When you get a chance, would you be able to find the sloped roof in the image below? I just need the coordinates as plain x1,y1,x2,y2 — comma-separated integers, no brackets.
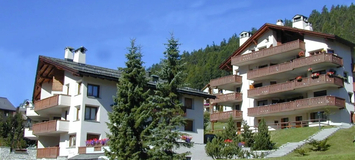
219,23,355,70
0,97,16,111
36,56,215,99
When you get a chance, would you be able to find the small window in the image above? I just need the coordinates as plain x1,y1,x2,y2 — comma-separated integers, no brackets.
235,105,241,110
253,83,262,88
348,92,353,103
77,82,82,95
87,84,100,98
64,110,68,120
185,98,193,109
87,134,100,140
235,87,241,93
270,81,277,85
185,120,193,132
295,116,302,121
66,84,70,95
310,111,327,122
344,72,349,83
69,135,76,147
85,106,98,121
76,106,80,121
314,90,327,97
257,100,268,106
258,64,268,69
274,120,279,124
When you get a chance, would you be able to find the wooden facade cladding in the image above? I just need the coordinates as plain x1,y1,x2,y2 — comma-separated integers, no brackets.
52,69,64,91
34,94,70,112
231,39,305,66
210,75,242,88
210,110,243,122
37,147,59,159
248,53,343,80
248,75,344,98
78,147,86,154
211,93,242,104
248,96,345,117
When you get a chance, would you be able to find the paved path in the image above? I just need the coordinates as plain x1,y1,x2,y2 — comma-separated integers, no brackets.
265,124,351,158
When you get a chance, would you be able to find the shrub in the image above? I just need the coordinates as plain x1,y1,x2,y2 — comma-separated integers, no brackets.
308,138,330,151
294,148,308,156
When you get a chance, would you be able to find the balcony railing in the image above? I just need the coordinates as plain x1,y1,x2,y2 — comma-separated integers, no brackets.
211,93,242,104
37,147,59,159
210,75,242,88
210,110,243,122
34,94,71,113
248,75,344,98
32,120,69,135
248,53,343,80
231,40,305,66
248,96,345,117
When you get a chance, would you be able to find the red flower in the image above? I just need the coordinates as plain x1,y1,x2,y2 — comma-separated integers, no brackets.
224,139,233,143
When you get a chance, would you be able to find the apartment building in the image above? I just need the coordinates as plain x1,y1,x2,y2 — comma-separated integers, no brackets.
206,15,355,131
24,47,214,159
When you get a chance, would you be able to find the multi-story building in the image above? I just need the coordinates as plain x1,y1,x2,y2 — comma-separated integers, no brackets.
0,97,16,120
207,15,355,131
24,47,214,159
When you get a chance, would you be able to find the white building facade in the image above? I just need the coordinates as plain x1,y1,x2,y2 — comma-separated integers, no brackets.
208,15,355,131
25,47,214,159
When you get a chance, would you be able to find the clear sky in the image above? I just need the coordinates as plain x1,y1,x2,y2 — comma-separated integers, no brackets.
0,0,353,107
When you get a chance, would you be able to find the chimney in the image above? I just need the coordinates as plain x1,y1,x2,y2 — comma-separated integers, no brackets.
292,14,313,31
73,46,87,64
276,19,284,26
239,31,252,46
64,47,74,61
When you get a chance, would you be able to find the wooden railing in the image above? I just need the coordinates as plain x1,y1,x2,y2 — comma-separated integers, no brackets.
78,147,86,154
210,75,242,88
248,53,343,80
248,96,345,117
210,110,243,122
37,147,59,159
211,93,243,104
231,39,305,66
33,120,57,135
248,75,344,98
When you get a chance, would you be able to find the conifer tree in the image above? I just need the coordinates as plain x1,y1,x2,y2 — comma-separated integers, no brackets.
146,34,192,159
219,115,240,142
106,39,151,160
241,120,254,147
252,119,274,150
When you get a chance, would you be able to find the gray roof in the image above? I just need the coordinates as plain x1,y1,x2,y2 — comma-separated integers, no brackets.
0,97,16,111
40,56,215,99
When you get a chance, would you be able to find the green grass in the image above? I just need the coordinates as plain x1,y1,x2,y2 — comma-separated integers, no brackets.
205,122,227,133
269,126,355,160
270,126,329,147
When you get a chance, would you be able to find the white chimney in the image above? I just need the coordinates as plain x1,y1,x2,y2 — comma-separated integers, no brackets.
292,14,313,31
276,19,284,26
73,46,87,64
64,47,74,61
239,31,252,46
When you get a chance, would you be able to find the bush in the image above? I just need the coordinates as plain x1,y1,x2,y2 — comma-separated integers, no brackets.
252,119,274,150
294,148,308,156
205,137,224,159
308,139,330,151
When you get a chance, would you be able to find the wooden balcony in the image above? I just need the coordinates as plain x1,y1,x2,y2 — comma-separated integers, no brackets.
210,110,243,122
34,94,71,115
32,120,69,135
37,147,59,159
210,75,242,90
211,93,242,105
248,96,345,117
248,75,344,98
248,53,343,80
231,40,305,66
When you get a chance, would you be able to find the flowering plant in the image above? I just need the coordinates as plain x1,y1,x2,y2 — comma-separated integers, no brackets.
296,76,302,81
238,141,245,147
311,73,320,78
181,135,192,143
307,68,312,72
224,139,233,143
327,71,334,76
86,138,109,147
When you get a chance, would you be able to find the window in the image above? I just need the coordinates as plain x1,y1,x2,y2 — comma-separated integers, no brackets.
270,81,277,85
310,111,327,122
235,105,241,110
69,135,76,147
314,90,327,97
344,72,349,83
295,116,302,121
185,120,193,132
64,110,68,120
87,84,100,98
253,83,262,88
85,106,98,121
76,106,80,121
185,98,193,109
349,92,353,103
87,134,100,140
77,82,82,95
257,100,268,106
235,87,241,93
66,84,70,95
258,64,268,68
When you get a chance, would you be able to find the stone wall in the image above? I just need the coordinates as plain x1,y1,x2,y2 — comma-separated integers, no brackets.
0,147,37,160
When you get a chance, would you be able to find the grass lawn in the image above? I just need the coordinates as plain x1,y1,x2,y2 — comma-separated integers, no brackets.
270,126,329,147
205,122,227,133
270,126,355,160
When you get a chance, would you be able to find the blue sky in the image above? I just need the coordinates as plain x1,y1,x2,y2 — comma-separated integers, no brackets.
0,0,353,107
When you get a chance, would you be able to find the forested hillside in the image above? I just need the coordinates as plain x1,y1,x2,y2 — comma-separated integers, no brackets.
149,4,355,90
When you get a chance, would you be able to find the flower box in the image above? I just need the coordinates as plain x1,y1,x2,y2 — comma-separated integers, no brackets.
296,76,302,82
327,71,334,77
307,68,312,72
311,73,320,78
86,138,109,147
181,135,192,143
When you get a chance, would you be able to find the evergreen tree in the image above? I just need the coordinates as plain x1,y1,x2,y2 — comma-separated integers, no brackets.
146,34,192,159
1,112,26,151
219,116,240,142
241,120,254,147
203,112,210,131
252,119,274,150
106,39,151,160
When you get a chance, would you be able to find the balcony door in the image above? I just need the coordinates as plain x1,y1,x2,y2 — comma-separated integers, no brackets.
281,118,289,129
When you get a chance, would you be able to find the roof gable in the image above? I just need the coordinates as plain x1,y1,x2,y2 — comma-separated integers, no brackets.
0,97,16,111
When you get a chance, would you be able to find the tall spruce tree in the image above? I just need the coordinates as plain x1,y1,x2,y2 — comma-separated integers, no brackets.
146,34,192,159
106,39,151,160
241,120,254,147
219,116,240,142
252,119,274,150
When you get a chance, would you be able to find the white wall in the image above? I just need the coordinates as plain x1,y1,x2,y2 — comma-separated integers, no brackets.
181,96,205,144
